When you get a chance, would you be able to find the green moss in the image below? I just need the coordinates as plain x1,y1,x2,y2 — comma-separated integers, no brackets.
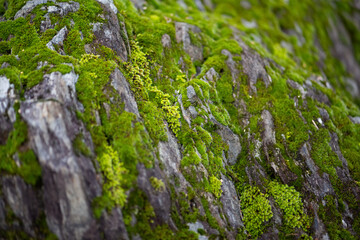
310,128,342,177
0,110,42,186
150,176,165,192
240,185,273,238
207,175,222,199
319,195,356,240
267,181,310,232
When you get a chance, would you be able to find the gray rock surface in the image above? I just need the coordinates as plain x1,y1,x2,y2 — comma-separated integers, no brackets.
175,22,203,61
186,85,197,103
14,0,55,19
110,68,140,118
220,174,243,229
92,7,129,61
21,100,101,240
300,143,334,199
0,76,16,144
216,125,241,165
1,176,41,236
161,34,172,48
96,0,118,14
46,26,68,53
25,71,82,110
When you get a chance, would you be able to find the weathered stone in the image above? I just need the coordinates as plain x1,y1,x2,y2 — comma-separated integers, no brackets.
130,0,146,10
100,208,129,240
300,143,334,199
0,197,6,229
349,116,360,124
14,0,55,19
216,125,241,165
161,34,172,48
137,163,173,227
175,22,203,61
92,7,129,61
158,127,189,192
241,48,271,94
1,176,41,236
110,68,140,117
20,100,101,240
25,71,83,111
188,221,208,240
96,0,118,14
188,106,198,119
202,68,219,83
220,174,243,229
186,85,197,103
261,110,276,146
1,62,10,69
46,26,68,53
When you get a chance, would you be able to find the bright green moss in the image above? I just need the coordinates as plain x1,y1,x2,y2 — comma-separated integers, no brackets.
267,181,310,231
207,175,222,199
150,176,165,192
240,185,273,238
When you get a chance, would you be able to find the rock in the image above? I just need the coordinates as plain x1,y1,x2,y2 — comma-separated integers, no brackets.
20,100,102,240
216,125,241,165
1,176,41,236
175,22,203,61
188,221,207,240
0,76,15,144
158,127,189,192
137,163,173,227
261,110,276,146
300,143,334,199
25,71,83,110
92,9,129,61
287,79,306,99
186,85,197,103
220,174,243,229
47,1,80,16
1,62,10,69
221,49,240,85
188,106,198,119
161,34,172,48
96,0,118,14
177,94,191,126
46,26,68,53
311,202,330,240
240,47,271,94
349,116,360,124
328,17,360,92
318,107,330,122
14,0,55,19
0,197,6,229
100,208,129,240
110,68,140,117
241,19,257,29
202,68,219,83
130,0,146,10
194,0,205,11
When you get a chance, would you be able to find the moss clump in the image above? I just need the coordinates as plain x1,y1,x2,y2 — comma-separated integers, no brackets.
240,185,273,238
150,177,165,192
207,175,222,199
310,128,342,177
267,181,310,232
